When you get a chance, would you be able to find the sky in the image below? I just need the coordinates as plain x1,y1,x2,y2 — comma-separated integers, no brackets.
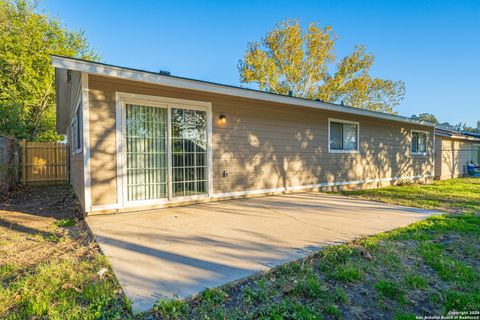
43,0,480,126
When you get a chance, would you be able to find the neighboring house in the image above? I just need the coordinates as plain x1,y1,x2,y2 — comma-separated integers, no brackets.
52,55,435,214
434,126,480,180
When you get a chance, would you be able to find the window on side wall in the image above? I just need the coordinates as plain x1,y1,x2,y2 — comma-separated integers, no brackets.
411,130,427,155
329,119,359,153
472,144,480,164
71,103,82,154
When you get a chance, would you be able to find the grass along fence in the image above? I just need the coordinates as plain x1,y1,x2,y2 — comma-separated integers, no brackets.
20,140,68,185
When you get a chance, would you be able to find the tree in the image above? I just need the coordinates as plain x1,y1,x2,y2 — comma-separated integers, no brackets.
238,19,405,114
440,121,480,133
411,113,438,124
462,123,480,133
0,0,98,141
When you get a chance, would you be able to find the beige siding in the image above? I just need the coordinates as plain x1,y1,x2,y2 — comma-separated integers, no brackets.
68,71,82,120
87,75,434,208
88,78,117,205
211,106,432,193
434,136,474,180
66,70,85,210
69,148,85,209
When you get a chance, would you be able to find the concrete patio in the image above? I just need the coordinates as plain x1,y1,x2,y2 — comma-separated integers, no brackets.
87,192,440,313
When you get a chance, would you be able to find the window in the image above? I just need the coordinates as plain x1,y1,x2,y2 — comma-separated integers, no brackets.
71,104,82,154
411,131,427,155
329,119,359,152
472,144,480,164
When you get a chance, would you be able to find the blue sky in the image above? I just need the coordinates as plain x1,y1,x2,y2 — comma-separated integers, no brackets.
44,0,480,126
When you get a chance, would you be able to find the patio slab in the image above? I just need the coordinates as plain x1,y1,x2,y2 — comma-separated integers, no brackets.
87,192,440,313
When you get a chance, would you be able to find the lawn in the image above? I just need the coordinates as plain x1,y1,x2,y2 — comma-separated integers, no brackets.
149,178,480,319
1,179,479,319
341,178,480,213
0,186,130,319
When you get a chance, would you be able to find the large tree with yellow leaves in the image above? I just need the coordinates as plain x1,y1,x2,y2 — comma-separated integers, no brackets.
238,19,405,114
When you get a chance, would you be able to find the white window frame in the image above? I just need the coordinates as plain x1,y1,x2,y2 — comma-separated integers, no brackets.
71,102,82,155
328,118,360,153
411,130,428,156
115,92,213,209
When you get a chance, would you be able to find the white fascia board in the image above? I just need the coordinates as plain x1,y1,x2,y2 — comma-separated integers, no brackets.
51,55,434,128
435,131,480,142
449,135,480,142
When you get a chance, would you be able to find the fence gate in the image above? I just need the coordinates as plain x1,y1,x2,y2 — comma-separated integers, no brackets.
20,141,68,185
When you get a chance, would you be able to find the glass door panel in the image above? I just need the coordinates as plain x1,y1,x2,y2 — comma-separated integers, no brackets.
171,108,207,197
125,104,168,201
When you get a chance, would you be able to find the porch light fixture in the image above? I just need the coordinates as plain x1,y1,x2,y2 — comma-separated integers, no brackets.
219,113,227,123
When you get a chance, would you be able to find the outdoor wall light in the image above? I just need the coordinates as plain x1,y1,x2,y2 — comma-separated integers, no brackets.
219,113,227,123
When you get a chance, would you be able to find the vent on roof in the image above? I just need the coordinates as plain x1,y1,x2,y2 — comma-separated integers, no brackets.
159,70,170,76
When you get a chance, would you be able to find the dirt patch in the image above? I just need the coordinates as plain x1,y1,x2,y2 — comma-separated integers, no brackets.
0,185,88,270
0,185,129,319
0,185,98,286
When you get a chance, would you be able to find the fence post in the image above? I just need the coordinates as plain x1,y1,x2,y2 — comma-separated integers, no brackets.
54,143,58,183
20,140,27,185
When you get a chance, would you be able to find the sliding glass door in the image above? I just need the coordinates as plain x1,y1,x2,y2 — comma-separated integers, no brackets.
171,108,207,197
124,103,208,203
125,104,168,201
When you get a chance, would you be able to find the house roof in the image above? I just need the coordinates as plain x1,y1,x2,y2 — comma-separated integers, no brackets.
434,125,480,142
51,55,434,128
460,130,480,139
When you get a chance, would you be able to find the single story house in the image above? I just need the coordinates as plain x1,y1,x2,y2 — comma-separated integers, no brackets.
52,55,435,214
434,126,480,180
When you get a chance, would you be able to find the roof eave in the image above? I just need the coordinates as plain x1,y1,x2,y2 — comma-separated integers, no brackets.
435,129,480,142
51,55,434,128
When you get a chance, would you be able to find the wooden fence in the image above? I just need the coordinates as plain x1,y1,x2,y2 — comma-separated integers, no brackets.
20,141,68,185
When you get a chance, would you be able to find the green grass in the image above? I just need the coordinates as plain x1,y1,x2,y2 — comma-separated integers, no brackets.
0,255,127,319
418,242,478,284
444,291,480,312
394,311,416,320
153,298,188,319
333,287,348,304
404,274,427,289
54,218,77,228
4,179,479,319
330,264,363,282
375,279,405,303
292,273,325,299
257,299,323,320
341,178,480,212
324,304,341,319
0,184,130,319
155,179,480,319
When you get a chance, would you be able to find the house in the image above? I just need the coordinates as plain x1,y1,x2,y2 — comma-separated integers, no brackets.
52,55,435,214
434,126,480,180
